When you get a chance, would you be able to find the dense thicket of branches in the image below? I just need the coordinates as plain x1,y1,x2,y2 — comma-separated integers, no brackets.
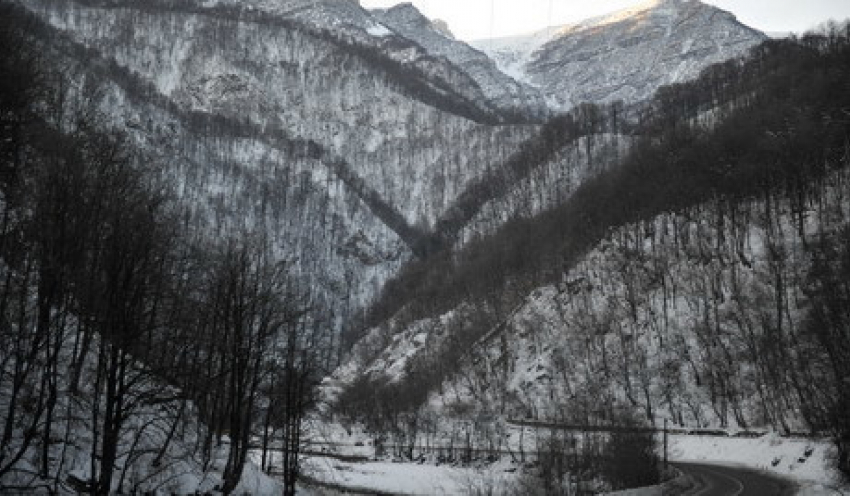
0,4,323,494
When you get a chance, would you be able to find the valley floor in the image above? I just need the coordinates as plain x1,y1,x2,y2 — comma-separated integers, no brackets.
296,427,847,495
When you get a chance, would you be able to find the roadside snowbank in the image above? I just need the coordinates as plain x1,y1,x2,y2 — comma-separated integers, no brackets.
303,456,519,495
670,433,847,494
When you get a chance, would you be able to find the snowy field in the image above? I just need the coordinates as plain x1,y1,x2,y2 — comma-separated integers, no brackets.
303,456,520,495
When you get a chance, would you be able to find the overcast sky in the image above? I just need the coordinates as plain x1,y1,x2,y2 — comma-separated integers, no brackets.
360,0,850,40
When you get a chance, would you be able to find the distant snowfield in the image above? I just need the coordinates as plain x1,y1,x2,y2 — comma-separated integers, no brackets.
469,27,558,87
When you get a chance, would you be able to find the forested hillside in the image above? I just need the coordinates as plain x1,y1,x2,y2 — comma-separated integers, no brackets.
0,5,321,493
23,0,544,335
333,23,850,483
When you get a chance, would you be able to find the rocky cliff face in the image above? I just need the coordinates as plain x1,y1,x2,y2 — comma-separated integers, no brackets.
371,3,549,119
474,0,766,110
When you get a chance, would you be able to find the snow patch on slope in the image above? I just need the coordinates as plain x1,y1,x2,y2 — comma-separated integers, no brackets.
470,27,559,87
367,22,393,37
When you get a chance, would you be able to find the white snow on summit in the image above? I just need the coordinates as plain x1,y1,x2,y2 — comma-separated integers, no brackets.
473,0,766,110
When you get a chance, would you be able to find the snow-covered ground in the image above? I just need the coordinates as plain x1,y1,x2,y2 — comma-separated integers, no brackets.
299,422,847,495
671,433,847,495
303,456,519,495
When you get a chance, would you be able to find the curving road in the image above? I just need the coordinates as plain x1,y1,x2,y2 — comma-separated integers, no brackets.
671,462,796,495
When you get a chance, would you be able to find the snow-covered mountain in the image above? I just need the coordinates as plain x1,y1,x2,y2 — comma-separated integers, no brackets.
204,0,546,121
371,3,549,119
17,0,776,336
324,15,850,467
473,0,766,110
17,0,772,336
201,0,549,118
22,0,540,326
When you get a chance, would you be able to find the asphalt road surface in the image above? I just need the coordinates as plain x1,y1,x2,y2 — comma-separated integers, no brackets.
671,462,797,495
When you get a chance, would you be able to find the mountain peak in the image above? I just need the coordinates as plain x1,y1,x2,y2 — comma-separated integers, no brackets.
371,2,548,118
378,3,455,39
475,0,764,111
563,0,706,33
382,2,421,16
377,2,430,27
430,18,455,39
643,0,696,7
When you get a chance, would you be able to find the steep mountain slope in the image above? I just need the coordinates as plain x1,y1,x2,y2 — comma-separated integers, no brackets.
449,175,850,427
21,0,769,328
23,0,538,321
371,3,549,119
472,27,560,85
337,166,850,427
332,30,850,455
199,0,543,121
474,0,766,110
